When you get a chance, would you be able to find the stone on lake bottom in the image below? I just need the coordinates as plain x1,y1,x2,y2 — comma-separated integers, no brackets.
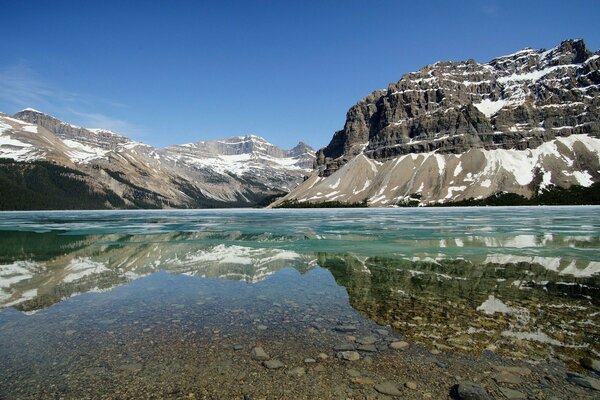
581,357,600,373
251,347,269,361
374,381,402,397
390,341,409,350
351,377,375,385
493,366,532,376
338,351,360,361
357,344,377,352
499,387,527,399
405,381,417,390
334,343,355,351
456,381,490,400
491,371,522,384
567,372,600,391
335,325,357,332
357,336,378,345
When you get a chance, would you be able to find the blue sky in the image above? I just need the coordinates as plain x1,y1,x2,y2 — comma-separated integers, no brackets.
1,1,599,149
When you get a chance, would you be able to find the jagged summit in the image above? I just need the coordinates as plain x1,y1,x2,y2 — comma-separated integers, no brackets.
314,39,599,176
13,108,133,152
273,39,600,207
19,107,45,114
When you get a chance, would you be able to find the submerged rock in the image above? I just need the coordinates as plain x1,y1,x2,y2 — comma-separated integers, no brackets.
492,371,522,384
567,372,600,391
456,382,490,400
334,325,357,332
390,341,409,350
374,381,402,396
356,336,378,345
337,351,360,361
405,381,417,390
357,344,377,352
334,343,356,351
251,346,269,361
581,357,600,373
499,387,527,399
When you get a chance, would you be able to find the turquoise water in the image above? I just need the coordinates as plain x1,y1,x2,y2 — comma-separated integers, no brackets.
0,207,599,398
0,206,598,257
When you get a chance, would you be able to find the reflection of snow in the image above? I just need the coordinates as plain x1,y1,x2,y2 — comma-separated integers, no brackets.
476,295,511,315
501,329,563,346
559,261,600,278
0,261,39,288
179,244,301,266
63,258,109,283
484,254,600,278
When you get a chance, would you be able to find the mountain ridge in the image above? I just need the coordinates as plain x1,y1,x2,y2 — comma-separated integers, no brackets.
273,39,600,207
0,109,315,209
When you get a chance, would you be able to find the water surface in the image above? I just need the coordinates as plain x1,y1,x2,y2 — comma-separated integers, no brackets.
1,207,599,398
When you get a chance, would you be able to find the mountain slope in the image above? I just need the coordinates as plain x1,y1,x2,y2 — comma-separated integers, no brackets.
273,39,600,207
0,110,314,209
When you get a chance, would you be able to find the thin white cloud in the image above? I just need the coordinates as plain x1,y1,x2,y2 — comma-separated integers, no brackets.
0,63,143,138
0,63,56,109
481,1,499,17
67,109,143,137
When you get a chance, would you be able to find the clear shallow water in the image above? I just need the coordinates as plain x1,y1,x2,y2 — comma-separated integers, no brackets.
0,207,599,398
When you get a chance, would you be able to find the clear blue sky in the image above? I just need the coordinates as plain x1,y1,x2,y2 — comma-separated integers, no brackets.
1,1,598,149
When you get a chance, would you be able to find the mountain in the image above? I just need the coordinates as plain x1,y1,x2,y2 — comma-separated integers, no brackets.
272,39,600,207
0,109,314,209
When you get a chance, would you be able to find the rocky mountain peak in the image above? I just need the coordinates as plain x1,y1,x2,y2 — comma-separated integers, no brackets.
315,39,599,177
289,141,314,156
274,39,599,208
1,111,315,209
13,108,132,150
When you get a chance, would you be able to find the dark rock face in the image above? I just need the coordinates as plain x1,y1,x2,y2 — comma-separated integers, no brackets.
316,39,600,176
456,381,490,400
288,141,316,169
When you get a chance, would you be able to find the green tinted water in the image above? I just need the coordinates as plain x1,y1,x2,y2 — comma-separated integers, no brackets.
0,207,599,398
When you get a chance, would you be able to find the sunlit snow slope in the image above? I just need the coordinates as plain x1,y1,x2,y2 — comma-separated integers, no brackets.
274,39,600,206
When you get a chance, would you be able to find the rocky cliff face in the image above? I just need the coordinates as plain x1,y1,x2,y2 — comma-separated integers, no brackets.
14,108,133,150
275,39,600,206
316,40,599,176
0,110,314,209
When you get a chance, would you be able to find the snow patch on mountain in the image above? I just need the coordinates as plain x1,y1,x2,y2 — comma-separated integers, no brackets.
63,139,109,163
474,99,507,118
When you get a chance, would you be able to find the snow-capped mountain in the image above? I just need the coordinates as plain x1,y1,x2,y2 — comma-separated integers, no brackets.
0,109,314,209
273,39,600,206
164,136,314,193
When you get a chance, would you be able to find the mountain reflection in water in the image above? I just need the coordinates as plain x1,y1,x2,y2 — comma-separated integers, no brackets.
0,208,599,368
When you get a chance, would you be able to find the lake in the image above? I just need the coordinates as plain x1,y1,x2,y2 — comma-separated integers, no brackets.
1,207,599,399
